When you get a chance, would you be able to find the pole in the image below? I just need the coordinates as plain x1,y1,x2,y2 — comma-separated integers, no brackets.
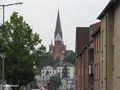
2,53,4,84
0,3,23,90
2,5,5,84
3,5,4,25
2,5,5,90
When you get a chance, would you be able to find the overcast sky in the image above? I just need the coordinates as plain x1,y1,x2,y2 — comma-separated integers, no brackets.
0,0,110,52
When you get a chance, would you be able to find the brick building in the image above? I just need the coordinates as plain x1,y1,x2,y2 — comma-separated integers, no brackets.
75,27,89,90
75,22,100,90
75,0,120,90
91,22,101,90
49,10,66,59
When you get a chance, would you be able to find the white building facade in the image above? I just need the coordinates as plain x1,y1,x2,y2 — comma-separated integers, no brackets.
56,62,75,79
36,62,75,90
41,66,56,76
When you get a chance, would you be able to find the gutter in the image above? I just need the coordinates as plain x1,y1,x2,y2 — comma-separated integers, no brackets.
97,0,115,19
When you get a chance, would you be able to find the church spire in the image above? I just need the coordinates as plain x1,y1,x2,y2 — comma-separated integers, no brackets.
54,9,62,39
49,9,66,59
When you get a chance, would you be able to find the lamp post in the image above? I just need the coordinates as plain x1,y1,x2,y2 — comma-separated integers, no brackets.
43,76,45,85
0,2,23,24
0,2,23,89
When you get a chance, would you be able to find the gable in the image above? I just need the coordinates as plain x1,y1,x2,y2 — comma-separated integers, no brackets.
55,33,62,41
42,66,53,70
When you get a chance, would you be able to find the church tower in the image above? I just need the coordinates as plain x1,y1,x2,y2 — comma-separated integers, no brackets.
49,10,66,59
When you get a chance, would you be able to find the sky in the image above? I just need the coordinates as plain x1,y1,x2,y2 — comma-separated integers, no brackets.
0,0,110,52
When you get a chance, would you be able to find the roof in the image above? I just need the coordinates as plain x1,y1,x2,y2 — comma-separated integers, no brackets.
58,62,74,67
97,0,117,19
91,27,100,37
41,65,57,69
68,79,75,84
55,9,62,39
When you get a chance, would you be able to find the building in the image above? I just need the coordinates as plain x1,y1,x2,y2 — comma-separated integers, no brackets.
56,62,75,79
56,62,75,90
36,66,56,87
91,22,101,90
49,10,66,59
41,66,56,76
67,79,75,90
97,0,120,90
59,78,75,90
75,22,100,90
59,78,68,90
75,27,89,90
75,0,120,90
36,62,75,90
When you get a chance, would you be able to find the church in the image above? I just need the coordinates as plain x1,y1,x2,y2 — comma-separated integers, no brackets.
49,10,66,59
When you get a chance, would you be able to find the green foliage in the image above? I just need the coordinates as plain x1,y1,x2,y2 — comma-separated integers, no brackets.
63,50,75,64
30,46,47,75
62,66,68,78
29,80,39,89
0,12,46,87
41,54,58,67
47,76,62,90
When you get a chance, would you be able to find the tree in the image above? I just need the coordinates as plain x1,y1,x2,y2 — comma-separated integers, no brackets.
41,54,58,67
47,76,62,90
62,66,68,78
63,50,75,64
30,46,47,75
0,12,46,88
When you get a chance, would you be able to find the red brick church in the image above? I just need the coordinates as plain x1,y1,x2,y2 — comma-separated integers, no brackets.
49,10,66,59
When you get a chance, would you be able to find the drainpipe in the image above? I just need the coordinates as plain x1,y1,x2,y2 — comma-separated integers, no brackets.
106,13,108,90
80,56,82,90
77,52,82,90
102,11,108,90
104,12,108,90
106,15,108,90
78,53,82,90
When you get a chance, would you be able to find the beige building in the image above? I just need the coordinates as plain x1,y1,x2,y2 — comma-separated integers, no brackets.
97,0,120,90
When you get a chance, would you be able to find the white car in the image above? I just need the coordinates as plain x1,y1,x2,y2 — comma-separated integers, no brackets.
1,84,19,90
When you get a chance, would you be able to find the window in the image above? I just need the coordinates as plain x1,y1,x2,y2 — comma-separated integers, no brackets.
97,63,98,80
95,64,96,81
101,30,103,56
98,63,100,80
102,61,103,86
67,68,70,70
98,34,100,52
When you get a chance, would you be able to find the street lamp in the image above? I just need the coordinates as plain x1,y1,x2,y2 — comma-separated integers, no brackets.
43,76,45,85
0,1,23,88
0,2,23,24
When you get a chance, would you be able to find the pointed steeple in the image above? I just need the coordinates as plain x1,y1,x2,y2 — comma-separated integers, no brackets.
49,8,66,59
54,9,62,39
